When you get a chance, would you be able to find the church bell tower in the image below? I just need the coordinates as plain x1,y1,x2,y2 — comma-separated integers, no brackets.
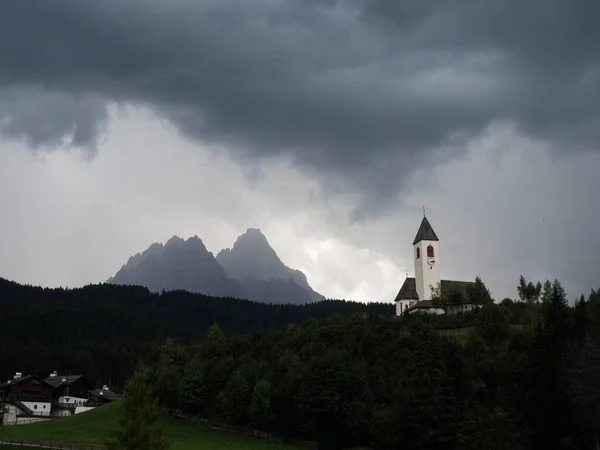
413,215,440,301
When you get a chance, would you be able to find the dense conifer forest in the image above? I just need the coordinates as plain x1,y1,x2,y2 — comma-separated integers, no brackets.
2,275,599,449
141,279,599,450
0,277,390,386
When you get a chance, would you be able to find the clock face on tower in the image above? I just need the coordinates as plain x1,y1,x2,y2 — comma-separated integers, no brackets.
427,257,436,267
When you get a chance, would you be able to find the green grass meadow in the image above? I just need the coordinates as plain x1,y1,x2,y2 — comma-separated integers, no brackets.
1,402,296,450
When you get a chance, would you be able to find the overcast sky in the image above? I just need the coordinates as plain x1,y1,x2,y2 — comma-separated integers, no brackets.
1,0,599,303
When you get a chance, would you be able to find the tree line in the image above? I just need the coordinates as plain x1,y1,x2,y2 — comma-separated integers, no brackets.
0,276,390,386
139,277,599,450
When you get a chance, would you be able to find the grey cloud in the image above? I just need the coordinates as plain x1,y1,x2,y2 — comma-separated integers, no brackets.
1,0,599,210
0,87,108,151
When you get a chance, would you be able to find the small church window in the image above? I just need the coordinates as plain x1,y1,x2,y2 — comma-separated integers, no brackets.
427,245,434,258
416,248,420,259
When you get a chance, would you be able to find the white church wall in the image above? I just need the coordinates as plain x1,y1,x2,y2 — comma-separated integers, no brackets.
414,240,440,301
395,301,403,316
395,300,411,316
395,299,418,316
407,307,445,316
446,303,475,315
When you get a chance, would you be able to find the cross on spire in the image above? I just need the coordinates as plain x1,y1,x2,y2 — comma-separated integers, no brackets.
423,205,426,217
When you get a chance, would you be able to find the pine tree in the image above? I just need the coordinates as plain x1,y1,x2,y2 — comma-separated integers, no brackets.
466,276,493,306
180,357,207,414
573,295,590,344
153,339,182,410
567,333,600,450
517,275,542,332
202,322,228,360
474,304,510,346
106,361,168,450
248,379,275,430
404,328,457,449
542,279,570,350
217,369,251,425
457,405,524,450
517,276,542,304
528,280,571,449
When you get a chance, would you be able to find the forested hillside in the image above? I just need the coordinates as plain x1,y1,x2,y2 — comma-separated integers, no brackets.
0,277,390,386
143,279,600,450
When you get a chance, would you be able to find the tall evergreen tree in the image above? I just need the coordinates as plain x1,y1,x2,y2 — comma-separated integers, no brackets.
467,276,493,306
457,405,525,450
180,357,207,414
404,328,457,450
573,295,591,344
202,322,228,360
217,369,251,425
517,276,542,304
248,379,275,430
567,333,600,450
106,361,168,450
474,303,510,346
529,280,571,450
517,275,543,332
153,339,184,409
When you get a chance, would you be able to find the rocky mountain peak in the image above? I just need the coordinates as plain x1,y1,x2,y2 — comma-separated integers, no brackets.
216,229,324,302
108,229,324,304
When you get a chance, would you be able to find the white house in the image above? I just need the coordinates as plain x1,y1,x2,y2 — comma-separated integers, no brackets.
394,215,476,316
0,373,53,424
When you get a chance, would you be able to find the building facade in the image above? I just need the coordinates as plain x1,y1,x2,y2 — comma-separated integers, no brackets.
0,374,53,418
394,216,476,316
1,372,121,424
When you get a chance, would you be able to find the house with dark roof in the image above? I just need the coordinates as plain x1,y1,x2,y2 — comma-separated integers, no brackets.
394,216,477,316
44,372,95,417
1,371,122,424
87,385,122,406
0,373,53,420
45,372,94,403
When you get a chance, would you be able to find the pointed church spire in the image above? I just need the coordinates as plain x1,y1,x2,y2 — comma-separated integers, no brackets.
412,216,439,245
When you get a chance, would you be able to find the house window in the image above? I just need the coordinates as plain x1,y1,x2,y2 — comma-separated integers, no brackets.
416,248,420,259
427,245,434,258
34,405,38,409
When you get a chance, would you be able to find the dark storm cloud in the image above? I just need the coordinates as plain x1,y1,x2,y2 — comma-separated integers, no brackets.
0,0,599,199
0,88,108,150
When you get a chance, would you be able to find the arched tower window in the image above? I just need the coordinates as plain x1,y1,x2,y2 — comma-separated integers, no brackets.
416,248,420,259
427,245,434,258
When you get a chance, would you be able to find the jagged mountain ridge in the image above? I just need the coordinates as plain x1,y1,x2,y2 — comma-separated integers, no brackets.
108,235,243,299
216,228,324,302
108,229,323,304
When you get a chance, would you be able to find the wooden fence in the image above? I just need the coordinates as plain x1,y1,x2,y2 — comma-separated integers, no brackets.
437,324,523,336
0,439,103,450
169,410,319,448
437,327,472,336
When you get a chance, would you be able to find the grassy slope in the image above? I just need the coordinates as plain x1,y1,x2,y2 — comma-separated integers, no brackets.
1,402,295,450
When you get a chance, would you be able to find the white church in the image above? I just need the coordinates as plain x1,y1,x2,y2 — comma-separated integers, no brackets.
395,215,476,316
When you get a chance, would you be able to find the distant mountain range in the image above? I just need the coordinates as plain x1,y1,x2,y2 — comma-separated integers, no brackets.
107,228,324,305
